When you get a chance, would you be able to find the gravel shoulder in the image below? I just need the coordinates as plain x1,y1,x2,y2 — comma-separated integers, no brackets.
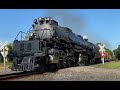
8,65,120,81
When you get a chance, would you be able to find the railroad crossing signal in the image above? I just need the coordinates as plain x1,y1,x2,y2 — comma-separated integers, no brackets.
0,41,8,71
98,44,106,64
100,51,106,58
98,44,106,52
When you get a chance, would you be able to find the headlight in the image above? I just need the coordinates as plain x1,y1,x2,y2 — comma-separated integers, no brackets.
38,17,42,21
29,32,33,37
45,17,50,20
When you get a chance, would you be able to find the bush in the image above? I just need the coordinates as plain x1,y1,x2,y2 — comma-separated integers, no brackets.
113,45,120,60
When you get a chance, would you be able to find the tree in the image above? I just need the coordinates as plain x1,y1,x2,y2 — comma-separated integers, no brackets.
6,43,13,51
0,43,13,63
0,53,3,63
105,47,114,61
6,43,13,62
113,45,120,60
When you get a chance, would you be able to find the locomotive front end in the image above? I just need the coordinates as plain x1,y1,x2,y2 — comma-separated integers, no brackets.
10,17,60,71
9,16,97,72
32,17,55,39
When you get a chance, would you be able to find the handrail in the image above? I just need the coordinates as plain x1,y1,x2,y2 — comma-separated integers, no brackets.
14,27,33,41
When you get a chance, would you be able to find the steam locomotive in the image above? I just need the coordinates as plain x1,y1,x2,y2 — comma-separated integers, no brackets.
8,17,101,71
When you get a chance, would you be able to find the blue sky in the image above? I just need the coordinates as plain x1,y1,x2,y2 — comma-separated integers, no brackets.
0,9,119,50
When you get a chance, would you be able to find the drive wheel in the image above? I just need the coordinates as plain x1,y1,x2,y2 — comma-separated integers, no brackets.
71,56,76,67
66,60,71,68
84,56,90,66
50,64,59,72
56,61,61,69
60,60,66,69
90,59,94,65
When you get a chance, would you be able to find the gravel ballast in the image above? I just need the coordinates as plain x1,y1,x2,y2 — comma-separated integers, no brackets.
9,66,120,81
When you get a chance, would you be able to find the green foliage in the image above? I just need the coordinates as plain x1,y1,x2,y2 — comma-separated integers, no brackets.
0,43,13,63
113,45,120,60
0,53,3,63
6,43,13,62
105,48,113,56
113,56,118,61
105,47,114,61
6,43,13,51
0,61,12,70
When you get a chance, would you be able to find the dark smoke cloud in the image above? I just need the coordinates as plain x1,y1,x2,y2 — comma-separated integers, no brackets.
44,9,85,34
43,9,111,49
84,31,112,49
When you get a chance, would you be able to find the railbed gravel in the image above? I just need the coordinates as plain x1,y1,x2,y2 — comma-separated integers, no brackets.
0,69,21,75
8,65,120,81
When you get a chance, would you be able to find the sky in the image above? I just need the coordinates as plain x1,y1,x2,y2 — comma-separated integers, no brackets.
0,9,119,51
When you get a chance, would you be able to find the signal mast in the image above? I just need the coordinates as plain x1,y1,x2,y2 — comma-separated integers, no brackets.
98,44,106,64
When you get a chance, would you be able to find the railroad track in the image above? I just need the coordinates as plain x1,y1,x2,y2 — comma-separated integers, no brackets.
0,68,59,81
0,65,98,81
0,71,43,81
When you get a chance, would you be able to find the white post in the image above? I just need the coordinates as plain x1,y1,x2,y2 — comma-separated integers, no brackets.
3,46,6,71
101,57,104,64
0,41,8,71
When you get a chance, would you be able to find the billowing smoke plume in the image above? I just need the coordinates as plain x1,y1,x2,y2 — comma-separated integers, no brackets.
43,9,85,34
43,9,111,49
84,31,111,49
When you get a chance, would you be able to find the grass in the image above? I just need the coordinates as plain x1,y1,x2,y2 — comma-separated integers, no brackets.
1,61,120,70
96,61,120,69
0,62,12,70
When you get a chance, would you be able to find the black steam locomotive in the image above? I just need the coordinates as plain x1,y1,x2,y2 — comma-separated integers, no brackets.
8,17,101,71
